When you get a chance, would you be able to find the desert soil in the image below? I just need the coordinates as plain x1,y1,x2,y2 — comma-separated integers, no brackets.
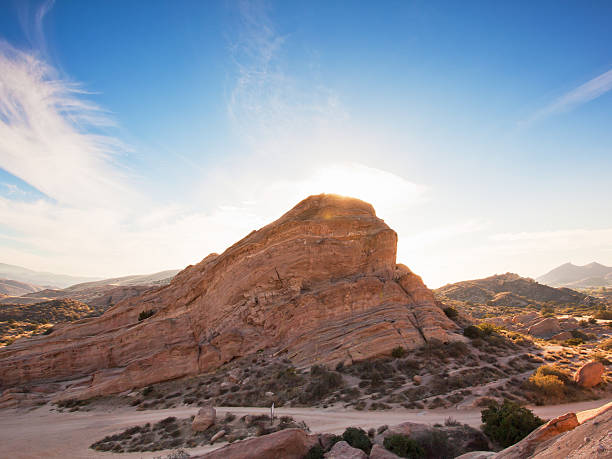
1,399,611,459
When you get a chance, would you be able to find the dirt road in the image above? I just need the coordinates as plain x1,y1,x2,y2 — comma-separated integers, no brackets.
1,398,610,459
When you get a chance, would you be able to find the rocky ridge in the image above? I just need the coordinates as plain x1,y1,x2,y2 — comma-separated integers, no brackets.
0,194,461,400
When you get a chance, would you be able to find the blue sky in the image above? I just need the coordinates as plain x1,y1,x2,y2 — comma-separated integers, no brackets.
0,0,611,286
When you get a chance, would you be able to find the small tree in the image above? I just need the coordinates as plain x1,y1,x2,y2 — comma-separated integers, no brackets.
481,400,544,447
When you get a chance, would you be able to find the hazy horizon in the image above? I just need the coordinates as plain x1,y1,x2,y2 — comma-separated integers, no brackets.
1,1,611,288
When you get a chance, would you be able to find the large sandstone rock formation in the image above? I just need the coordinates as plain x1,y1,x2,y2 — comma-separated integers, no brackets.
0,194,460,400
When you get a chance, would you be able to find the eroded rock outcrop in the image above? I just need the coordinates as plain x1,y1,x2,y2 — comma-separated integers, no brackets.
0,194,460,399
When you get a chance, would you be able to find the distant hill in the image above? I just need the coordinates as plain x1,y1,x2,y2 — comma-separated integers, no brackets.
0,279,43,297
0,263,99,289
537,262,612,288
62,269,180,291
435,272,602,307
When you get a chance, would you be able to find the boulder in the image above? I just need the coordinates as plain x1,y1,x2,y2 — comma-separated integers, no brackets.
412,375,422,384
197,428,318,459
373,422,431,446
527,318,561,338
496,412,579,458
573,361,605,388
369,444,401,458
192,405,216,432
324,441,368,459
549,331,572,341
512,312,540,324
558,317,579,331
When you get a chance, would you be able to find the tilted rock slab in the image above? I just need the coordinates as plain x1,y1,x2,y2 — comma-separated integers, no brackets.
0,194,460,399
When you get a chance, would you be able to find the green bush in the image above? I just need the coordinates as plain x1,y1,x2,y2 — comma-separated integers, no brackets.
391,346,407,358
342,427,372,454
304,445,324,459
463,325,482,339
138,309,156,321
383,434,424,458
481,400,544,447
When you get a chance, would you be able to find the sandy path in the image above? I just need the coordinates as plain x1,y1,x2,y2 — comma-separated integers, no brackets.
1,398,610,459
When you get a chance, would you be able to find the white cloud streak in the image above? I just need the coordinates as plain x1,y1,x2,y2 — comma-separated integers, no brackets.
0,42,133,207
530,67,612,122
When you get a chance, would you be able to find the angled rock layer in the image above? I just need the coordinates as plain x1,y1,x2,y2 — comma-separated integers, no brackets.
0,194,459,399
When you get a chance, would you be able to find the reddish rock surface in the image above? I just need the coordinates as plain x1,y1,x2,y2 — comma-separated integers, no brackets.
195,428,318,459
0,194,460,399
573,360,605,388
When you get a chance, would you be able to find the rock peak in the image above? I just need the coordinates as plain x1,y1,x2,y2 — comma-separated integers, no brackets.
0,195,460,400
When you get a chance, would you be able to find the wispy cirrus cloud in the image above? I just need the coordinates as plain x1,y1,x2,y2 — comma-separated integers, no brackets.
529,67,612,122
0,41,133,207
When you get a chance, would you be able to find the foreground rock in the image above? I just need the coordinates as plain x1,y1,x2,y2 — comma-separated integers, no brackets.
195,428,317,459
369,444,401,459
325,440,367,458
495,412,579,458
0,194,460,400
573,360,605,388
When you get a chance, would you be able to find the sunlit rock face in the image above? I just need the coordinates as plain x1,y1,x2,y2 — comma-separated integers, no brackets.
0,194,460,399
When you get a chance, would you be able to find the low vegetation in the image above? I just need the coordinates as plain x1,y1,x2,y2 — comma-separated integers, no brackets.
90,413,306,453
481,399,544,447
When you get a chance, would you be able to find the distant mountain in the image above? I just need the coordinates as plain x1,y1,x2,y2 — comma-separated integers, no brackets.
63,269,180,291
0,263,99,289
435,272,602,307
0,279,44,297
537,262,612,288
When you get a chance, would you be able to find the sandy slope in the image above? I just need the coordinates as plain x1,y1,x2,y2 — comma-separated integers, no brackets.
1,399,610,459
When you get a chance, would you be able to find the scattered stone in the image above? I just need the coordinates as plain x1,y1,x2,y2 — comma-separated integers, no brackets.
412,375,422,385
210,429,226,444
192,405,216,432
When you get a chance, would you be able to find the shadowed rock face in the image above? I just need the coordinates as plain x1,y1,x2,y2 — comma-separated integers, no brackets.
0,194,459,399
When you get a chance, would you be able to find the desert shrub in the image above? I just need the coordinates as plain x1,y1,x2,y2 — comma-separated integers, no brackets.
298,366,343,404
571,330,588,340
595,310,612,320
529,373,565,397
42,327,54,335
564,338,584,346
600,338,612,351
392,346,407,358
342,427,372,454
444,416,460,426
588,317,597,324
443,307,458,321
463,325,482,339
138,309,156,321
383,434,424,458
533,365,571,383
478,323,499,336
481,400,544,447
